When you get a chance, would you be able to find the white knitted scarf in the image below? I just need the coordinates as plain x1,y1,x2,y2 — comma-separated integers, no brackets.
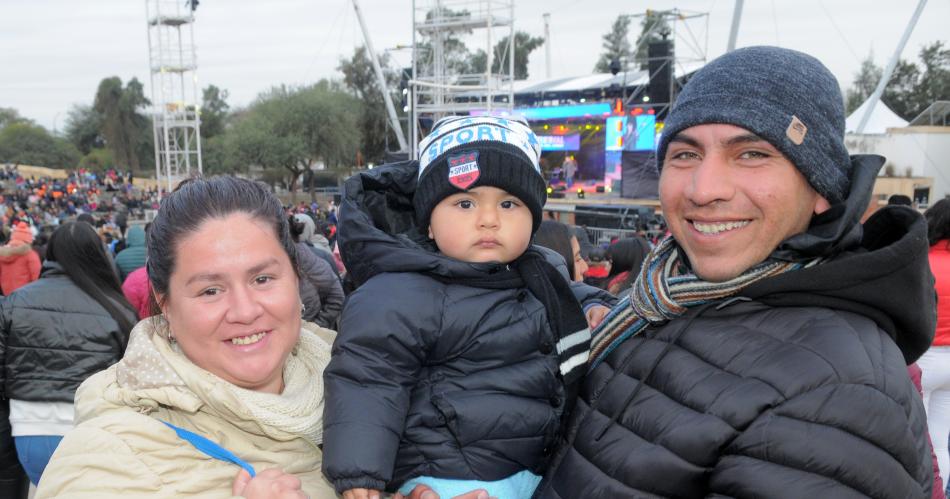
116,318,332,445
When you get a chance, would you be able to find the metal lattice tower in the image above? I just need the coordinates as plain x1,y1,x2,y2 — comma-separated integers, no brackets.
145,0,202,192
410,0,516,159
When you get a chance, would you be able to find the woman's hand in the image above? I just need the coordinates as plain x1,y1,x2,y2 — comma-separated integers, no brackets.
586,305,611,329
393,484,493,499
232,468,308,498
343,488,382,499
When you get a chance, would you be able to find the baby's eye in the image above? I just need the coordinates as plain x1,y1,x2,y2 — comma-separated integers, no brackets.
456,200,475,209
500,200,519,209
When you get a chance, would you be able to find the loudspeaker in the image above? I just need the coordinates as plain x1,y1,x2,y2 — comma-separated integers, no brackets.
648,40,672,106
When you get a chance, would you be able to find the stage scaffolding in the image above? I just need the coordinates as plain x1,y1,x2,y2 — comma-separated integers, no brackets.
145,0,202,192
410,0,516,159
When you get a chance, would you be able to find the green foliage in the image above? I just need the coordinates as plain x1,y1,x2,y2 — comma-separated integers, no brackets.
419,7,476,75
78,147,116,171
338,46,400,164
470,31,545,80
845,54,883,114
0,107,32,130
847,41,950,121
94,76,152,170
0,122,81,168
200,85,230,139
64,104,105,155
201,134,238,175
594,15,632,73
634,11,671,70
230,82,361,192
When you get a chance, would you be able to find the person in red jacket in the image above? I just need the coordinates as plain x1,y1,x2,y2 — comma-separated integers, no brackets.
0,223,41,296
921,198,950,489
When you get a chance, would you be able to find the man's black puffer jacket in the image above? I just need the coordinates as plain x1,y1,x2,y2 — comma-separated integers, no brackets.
323,161,615,493
0,262,133,402
536,156,935,498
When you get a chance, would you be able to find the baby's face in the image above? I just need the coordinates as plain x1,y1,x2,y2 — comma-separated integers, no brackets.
428,186,532,264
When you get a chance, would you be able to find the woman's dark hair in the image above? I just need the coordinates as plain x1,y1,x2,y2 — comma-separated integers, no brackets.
606,236,652,294
534,220,576,279
925,198,950,247
288,215,305,243
46,222,137,337
147,176,297,308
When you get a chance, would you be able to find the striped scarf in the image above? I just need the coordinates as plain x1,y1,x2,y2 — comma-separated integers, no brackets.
589,235,822,369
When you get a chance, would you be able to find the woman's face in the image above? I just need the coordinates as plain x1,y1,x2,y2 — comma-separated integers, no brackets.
571,236,588,282
158,212,301,394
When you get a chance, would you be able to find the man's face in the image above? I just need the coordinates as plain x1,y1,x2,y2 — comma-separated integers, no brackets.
659,124,831,282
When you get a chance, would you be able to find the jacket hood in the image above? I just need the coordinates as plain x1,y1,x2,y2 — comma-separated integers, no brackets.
0,241,32,262
124,226,146,248
744,154,936,363
339,161,518,287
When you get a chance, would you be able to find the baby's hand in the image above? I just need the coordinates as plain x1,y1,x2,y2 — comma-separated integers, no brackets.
232,468,307,498
586,305,611,329
393,484,492,499
343,487,382,499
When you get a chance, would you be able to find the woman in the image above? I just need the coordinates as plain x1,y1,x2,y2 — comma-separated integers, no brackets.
293,213,341,280
604,236,651,295
533,220,588,282
0,222,41,295
0,221,137,485
289,215,344,328
36,177,336,498
920,198,950,488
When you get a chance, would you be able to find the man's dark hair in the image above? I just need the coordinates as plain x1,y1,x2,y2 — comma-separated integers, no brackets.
925,198,950,247
887,194,913,206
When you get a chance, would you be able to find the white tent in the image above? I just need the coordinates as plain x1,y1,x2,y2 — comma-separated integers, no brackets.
845,98,908,134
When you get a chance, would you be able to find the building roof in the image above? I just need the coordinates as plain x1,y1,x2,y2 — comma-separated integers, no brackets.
845,98,908,134
908,101,950,127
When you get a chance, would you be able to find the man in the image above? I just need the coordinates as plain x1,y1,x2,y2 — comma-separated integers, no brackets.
533,46,936,498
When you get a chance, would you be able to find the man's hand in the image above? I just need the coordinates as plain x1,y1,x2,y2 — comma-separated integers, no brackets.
343,488,382,499
586,305,611,329
232,468,308,498
393,484,492,499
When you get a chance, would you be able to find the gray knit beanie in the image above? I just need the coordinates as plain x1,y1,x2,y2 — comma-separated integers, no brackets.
656,46,852,204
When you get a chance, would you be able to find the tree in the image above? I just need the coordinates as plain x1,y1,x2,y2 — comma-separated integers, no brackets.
200,134,237,175
470,31,545,80
64,104,105,155
882,60,921,120
634,11,671,69
200,84,230,139
914,41,950,114
845,41,950,121
338,46,400,164
0,122,81,168
0,107,32,130
231,82,361,198
417,7,475,75
78,148,116,171
94,76,152,171
594,15,632,73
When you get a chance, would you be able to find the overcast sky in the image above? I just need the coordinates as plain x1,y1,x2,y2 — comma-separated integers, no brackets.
2,0,948,132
